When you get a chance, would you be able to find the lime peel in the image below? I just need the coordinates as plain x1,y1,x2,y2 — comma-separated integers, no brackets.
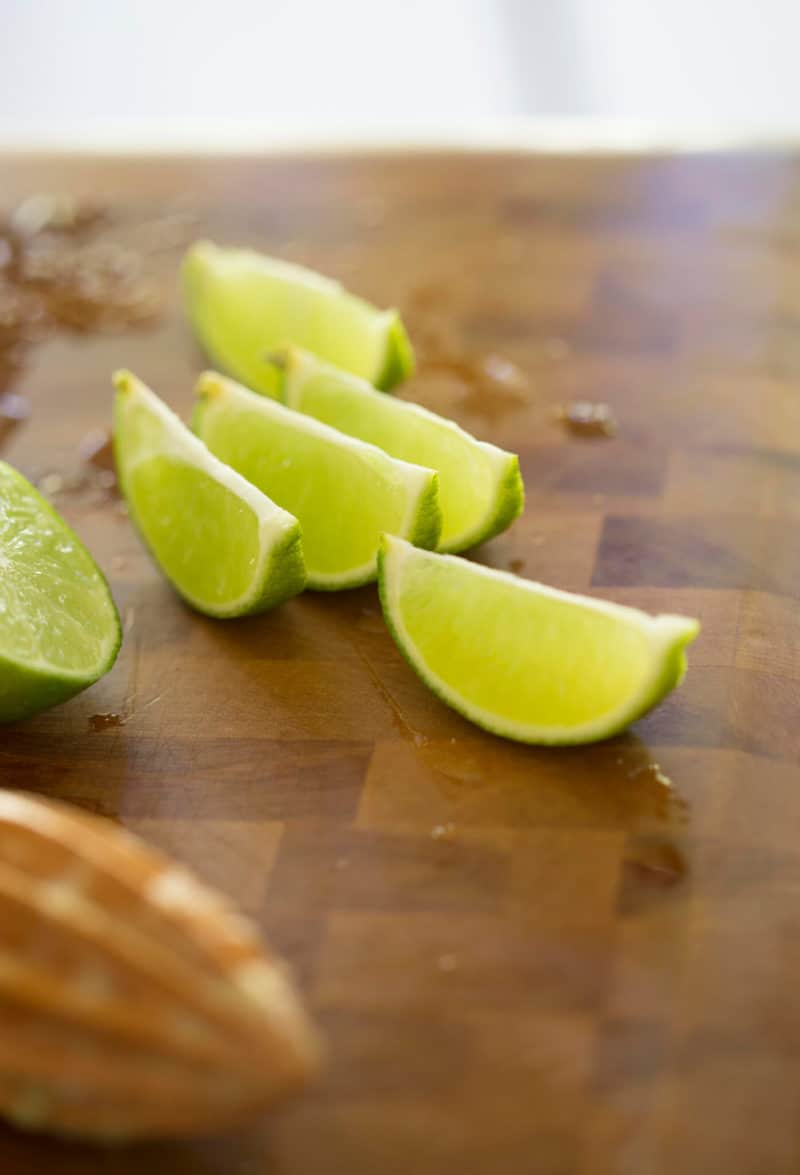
193,371,441,590
275,346,523,554
113,370,306,617
378,534,700,746
183,241,414,396
0,461,121,721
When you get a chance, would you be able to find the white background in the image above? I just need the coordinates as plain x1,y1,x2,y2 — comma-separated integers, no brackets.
2,0,799,145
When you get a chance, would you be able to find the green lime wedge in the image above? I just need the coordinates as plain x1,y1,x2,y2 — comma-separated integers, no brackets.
113,371,306,617
378,535,700,745
194,373,441,590
0,461,121,721
183,241,414,397
275,347,524,554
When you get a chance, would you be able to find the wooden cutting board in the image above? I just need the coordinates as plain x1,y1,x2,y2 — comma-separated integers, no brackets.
2,150,800,1174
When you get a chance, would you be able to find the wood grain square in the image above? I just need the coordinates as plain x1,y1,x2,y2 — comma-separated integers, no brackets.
616,827,691,919
683,307,800,381
0,1132,208,1175
508,829,624,927
662,447,800,517
0,730,136,815
473,510,603,593
727,668,800,761
735,590,800,680
676,884,800,1048
181,591,367,664
461,1007,595,1113
633,666,733,748
263,822,512,917
127,818,284,916
460,265,589,331
698,749,800,852
126,655,406,741
521,441,667,499
583,909,693,1172
589,1016,674,1097
311,1008,471,1103
113,740,372,821
314,911,611,1016
593,515,800,593
272,1099,582,1175
667,372,800,451
576,270,679,355
657,1056,800,1175
359,738,691,833
7,736,369,825
602,902,693,1025
694,835,800,895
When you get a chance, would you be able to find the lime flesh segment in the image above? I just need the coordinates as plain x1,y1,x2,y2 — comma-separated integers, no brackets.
0,461,121,721
277,347,524,553
378,535,700,745
194,373,441,590
183,241,414,397
113,371,306,617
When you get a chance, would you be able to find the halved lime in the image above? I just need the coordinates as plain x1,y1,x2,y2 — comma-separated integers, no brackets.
113,371,306,617
378,535,699,745
275,347,524,553
0,462,121,721
183,242,413,397
194,373,440,590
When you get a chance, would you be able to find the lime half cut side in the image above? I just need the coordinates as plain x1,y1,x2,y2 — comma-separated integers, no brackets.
193,372,440,590
378,535,700,746
0,462,121,721
183,241,414,397
113,371,306,617
276,347,524,553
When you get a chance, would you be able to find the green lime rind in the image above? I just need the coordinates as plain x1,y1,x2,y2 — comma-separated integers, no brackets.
374,313,415,389
377,534,700,746
182,241,414,396
482,455,525,549
193,371,441,591
113,371,306,618
405,475,441,553
275,347,524,554
0,461,121,722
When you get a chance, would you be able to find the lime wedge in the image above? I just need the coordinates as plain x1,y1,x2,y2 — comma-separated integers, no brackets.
183,242,414,396
194,373,441,590
0,461,121,721
113,371,306,617
378,535,700,745
275,347,524,553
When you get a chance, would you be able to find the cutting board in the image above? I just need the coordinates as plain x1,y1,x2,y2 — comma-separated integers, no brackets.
2,150,800,1175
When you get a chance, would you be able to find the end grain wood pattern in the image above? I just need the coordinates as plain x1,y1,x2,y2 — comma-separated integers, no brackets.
2,152,800,1174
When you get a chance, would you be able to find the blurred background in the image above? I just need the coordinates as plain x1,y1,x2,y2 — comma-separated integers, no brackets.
2,0,799,147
